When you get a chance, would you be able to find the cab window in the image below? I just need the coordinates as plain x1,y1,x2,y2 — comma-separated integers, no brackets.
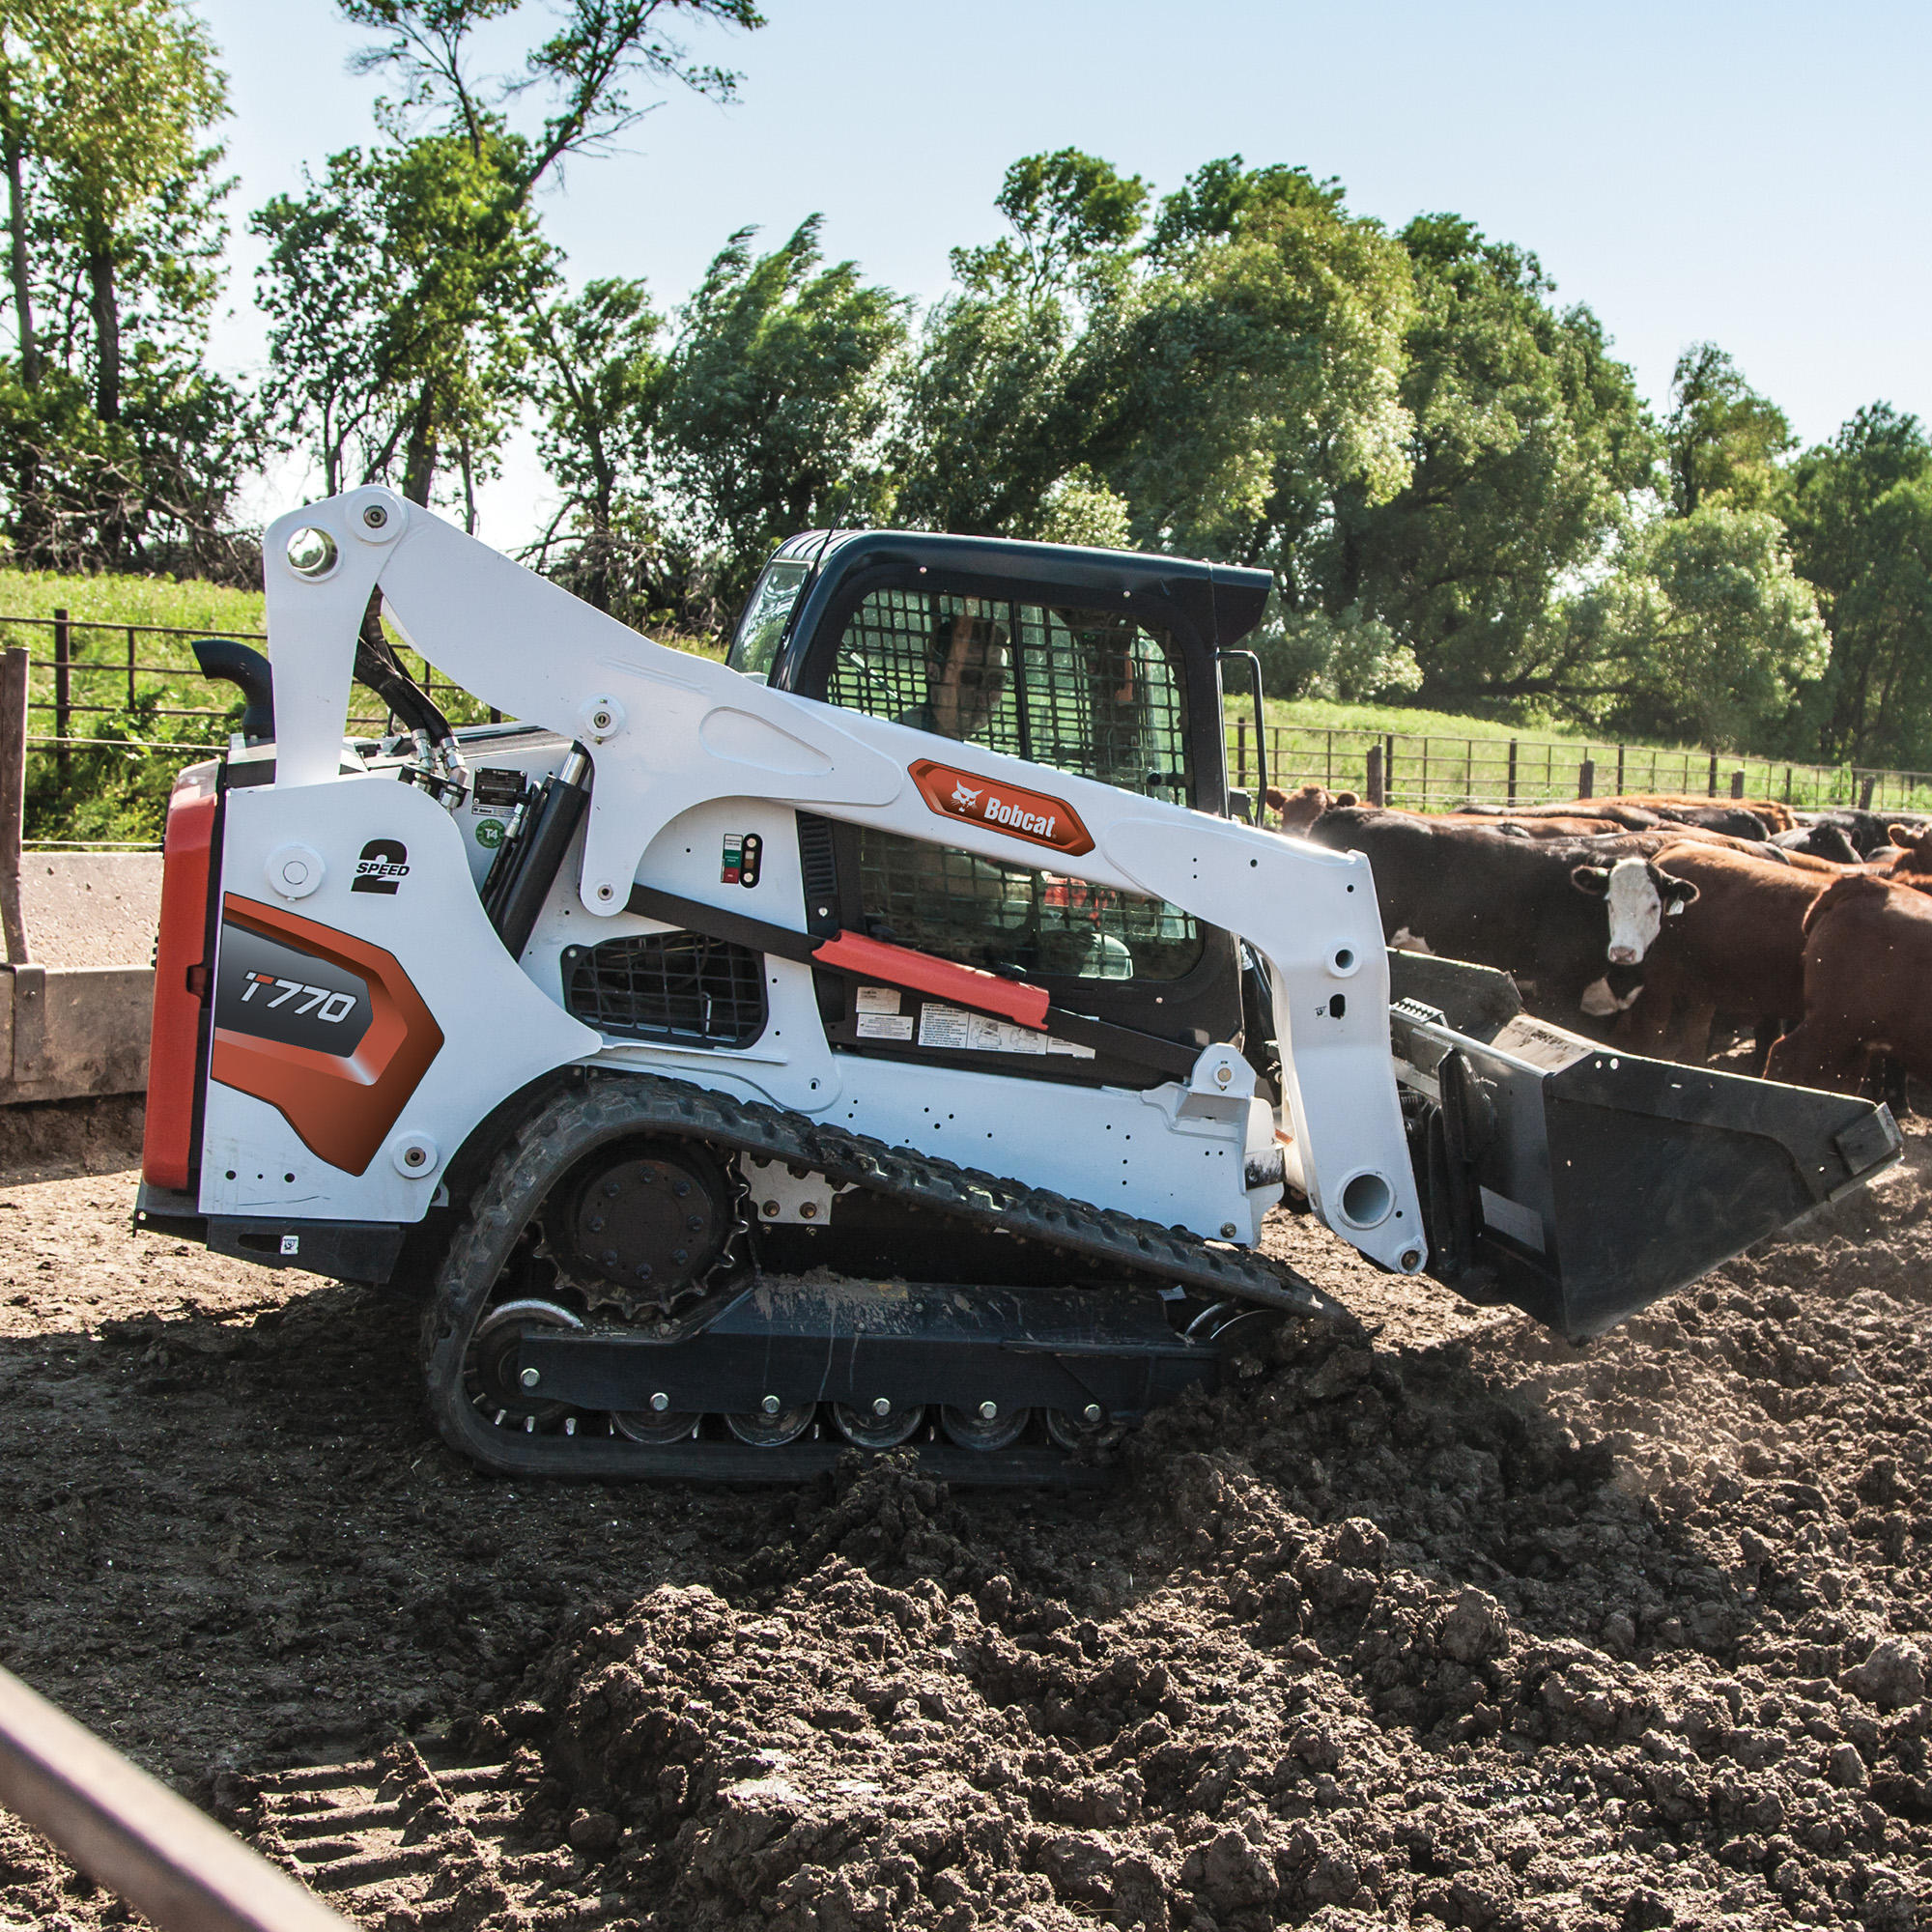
825,586,1203,984
728,560,810,679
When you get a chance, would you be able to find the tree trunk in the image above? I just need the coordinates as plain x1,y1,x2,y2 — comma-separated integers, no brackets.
458,434,476,535
401,389,437,505
85,239,120,423
4,135,37,388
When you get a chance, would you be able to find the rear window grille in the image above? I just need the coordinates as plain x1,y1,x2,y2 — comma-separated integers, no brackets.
563,931,767,1047
824,586,1191,801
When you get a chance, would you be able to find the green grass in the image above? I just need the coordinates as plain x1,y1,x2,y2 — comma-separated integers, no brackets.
1221,695,1893,813
0,568,724,845
9,566,1917,840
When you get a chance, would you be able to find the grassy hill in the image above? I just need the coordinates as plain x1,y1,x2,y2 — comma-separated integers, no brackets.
4,567,1891,839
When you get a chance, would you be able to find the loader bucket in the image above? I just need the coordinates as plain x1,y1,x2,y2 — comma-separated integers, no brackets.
1388,952,1902,1340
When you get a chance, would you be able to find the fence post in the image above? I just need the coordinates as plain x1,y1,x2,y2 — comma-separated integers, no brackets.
0,647,27,964
1616,745,1625,795
1365,742,1384,808
1384,732,1396,807
53,607,70,786
1783,766,1792,806
1730,769,1745,800
1860,772,1876,811
1506,739,1518,805
1236,719,1247,793
1705,752,1717,797
127,625,137,711
1578,757,1595,799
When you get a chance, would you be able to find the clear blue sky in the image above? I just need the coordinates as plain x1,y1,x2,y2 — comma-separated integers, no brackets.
197,0,1932,548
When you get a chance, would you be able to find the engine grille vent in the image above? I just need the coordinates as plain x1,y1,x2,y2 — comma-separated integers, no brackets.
563,931,767,1047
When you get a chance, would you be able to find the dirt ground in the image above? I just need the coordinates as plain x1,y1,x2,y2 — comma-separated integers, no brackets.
0,1097,1928,1930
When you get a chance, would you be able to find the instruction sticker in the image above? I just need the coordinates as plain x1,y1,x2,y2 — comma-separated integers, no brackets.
855,1012,915,1040
915,1001,1094,1059
854,985,901,1014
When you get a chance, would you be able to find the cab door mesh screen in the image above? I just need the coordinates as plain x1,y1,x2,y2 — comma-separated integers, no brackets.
826,587,1203,983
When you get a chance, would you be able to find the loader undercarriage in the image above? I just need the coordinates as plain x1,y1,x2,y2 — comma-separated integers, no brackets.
422,1073,1337,1482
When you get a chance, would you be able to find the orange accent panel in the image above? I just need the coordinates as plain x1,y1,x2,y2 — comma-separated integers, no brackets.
909,758,1094,858
142,771,218,1192
211,895,444,1176
812,930,1050,1030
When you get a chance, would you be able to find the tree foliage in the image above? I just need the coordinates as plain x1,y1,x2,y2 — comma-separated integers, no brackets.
1784,406,1932,766
0,0,245,574
255,0,761,515
1663,343,1794,517
1330,215,1652,708
657,216,906,612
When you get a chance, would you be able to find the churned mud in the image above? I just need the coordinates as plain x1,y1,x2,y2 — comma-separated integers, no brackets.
0,1102,1927,1929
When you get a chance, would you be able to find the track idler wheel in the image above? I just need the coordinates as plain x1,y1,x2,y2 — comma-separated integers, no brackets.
832,1400,925,1449
611,1398,700,1443
940,1403,1031,1451
469,1299,582,1432
1045,1404,1116,1451
725,1401,815,1447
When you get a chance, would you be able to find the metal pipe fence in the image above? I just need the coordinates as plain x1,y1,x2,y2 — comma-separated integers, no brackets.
1227,724,1932,818
14,611,1932,849
0,609,490,754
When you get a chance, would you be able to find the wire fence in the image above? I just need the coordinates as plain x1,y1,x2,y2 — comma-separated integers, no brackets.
15,610,1932,850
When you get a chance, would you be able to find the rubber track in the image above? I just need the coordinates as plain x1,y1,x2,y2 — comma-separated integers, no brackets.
422,1072,1342,1482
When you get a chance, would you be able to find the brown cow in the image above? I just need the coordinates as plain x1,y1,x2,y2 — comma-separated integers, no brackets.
1264,783,1358,833
1608,792,1795,835
1882,822,1932,890
1768,875,1932,1092
1425,812,1839,871
1612,843,1826,1063
1462,793,1795,836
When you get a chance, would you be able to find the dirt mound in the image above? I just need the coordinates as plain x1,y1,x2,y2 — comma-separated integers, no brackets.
0,1128,1927,1930
442,1154,1932,1932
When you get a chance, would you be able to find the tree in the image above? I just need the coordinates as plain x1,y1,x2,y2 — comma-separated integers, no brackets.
657,217,906,612
25,0,228,423
253,152,397,499
256,132,551,524
1556,504,1827,748
0,0,246,573
1662,343,1793,517
1785,405,1932,764
895,149,1145,539
1328,213,1652,711
526,275,667,615
266,0,763,511
1090,159,1416,585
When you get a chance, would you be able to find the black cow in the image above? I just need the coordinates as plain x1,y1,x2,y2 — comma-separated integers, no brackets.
1793,809,1925,858
1772,823,1861,864
1298,809,1699,1017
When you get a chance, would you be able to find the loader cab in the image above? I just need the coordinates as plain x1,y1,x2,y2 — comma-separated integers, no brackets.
730,531,1275,1085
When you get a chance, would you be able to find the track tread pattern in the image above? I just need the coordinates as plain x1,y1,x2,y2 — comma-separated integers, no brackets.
421,1072,1339,1481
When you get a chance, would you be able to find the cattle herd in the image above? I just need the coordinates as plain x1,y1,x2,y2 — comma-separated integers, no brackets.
1265,782,1932,1104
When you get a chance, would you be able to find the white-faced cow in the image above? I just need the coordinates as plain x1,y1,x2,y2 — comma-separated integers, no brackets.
1296,809,1699,1017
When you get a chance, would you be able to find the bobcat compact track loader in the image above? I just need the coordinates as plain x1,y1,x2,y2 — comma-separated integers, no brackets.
132,490,1902,1481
